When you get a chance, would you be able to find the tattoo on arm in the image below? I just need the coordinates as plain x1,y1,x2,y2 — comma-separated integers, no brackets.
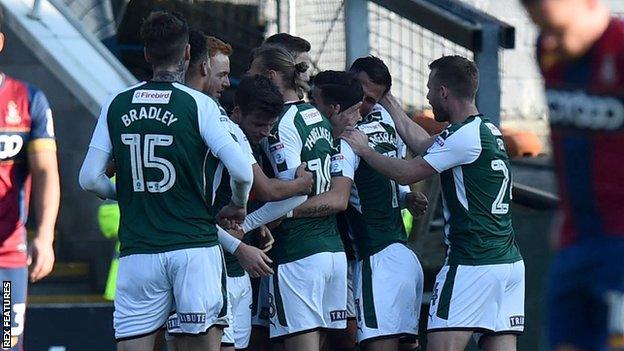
297,204,331,217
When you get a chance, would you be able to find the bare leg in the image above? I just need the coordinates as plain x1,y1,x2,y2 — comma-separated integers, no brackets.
249,326,270,351
481,334,517,351
118,331,159,351
175,325,224,351
398,338,420,351
325,320,358,350
283,330,321,351
152,329,166,351
364,337,399,351
426,331,472,351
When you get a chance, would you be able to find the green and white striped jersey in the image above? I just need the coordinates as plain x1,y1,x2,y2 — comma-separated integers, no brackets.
422,114,522,265
261,101,344,264
89,81,239,257
337,105,408,258
210,102,257,277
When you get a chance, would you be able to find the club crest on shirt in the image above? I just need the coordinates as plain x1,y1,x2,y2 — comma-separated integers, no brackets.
5,101,21,125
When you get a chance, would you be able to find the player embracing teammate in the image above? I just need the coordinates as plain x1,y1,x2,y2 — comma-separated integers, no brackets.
80,10,526,351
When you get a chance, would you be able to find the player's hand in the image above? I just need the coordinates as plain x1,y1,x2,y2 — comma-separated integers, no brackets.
217,203,247,229
258,225,274,252
228,227,245,240
295,162,313,195
234,243,274,278
331,102,362,138
27,235,55,283
379,91,399,110
341,127,371,156
405,192,428,217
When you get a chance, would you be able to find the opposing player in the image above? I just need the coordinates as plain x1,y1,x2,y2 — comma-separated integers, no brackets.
247,44,350,351
312,70,426,351
79,11,254,351
342,55,524,351
522,0,624,350
206,36,232,99
0,9,60,349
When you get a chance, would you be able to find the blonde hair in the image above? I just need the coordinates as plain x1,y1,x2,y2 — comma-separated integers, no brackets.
251,44,309,96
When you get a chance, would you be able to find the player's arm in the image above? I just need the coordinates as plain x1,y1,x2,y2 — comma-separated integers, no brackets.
241,195,308,233
292,176,352,218
343,124,481,185
238,116,313,231
79,98,116,200
200,99,253,223
292,140,355,218
380,92,436,155
216,225,273,277
252,162,312,202
26,90,60,282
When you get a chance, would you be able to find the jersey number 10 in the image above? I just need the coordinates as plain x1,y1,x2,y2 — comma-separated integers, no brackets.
121,133,177,193
308,155,331,195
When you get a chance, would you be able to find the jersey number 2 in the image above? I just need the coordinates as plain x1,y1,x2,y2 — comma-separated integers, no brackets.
121,133,176,193
490,159,512,214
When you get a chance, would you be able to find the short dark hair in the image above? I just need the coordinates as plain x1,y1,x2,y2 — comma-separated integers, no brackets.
188,29,207,67
140,11,189,68
313,71,363,112
264,33,311,55
429,55,479,100
236,75,284,120
349,56,392,94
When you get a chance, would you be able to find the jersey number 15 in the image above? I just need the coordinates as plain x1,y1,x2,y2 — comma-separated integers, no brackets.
121,133,176,193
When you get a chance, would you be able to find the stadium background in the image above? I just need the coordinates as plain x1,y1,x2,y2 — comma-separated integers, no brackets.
0,0,616,349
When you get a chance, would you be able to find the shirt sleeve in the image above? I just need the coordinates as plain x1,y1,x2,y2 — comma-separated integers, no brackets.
331,140,358,180
198,96,238,155
89,96,114,153
28,87,56,152
422,123,482,173
266,119,302,181
232,123,257,166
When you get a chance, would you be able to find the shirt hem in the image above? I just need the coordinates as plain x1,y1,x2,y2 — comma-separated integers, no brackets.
120,241,218,257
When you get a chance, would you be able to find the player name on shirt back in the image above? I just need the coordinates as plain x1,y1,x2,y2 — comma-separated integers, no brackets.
304,126,332,151
120,106,179,127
